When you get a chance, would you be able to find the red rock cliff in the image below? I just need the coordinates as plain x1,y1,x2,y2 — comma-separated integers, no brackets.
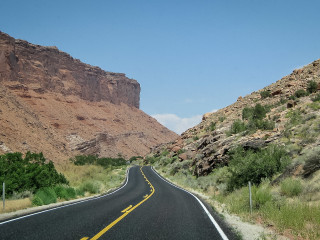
0,31,140,108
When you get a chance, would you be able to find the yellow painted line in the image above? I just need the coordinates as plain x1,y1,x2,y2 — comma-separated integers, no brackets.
89,167,155,240
121,205,133,213
143,194,148,198
80,237,89,240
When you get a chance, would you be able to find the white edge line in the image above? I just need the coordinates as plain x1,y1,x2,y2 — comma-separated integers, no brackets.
151,166,229,240
0,167,132,225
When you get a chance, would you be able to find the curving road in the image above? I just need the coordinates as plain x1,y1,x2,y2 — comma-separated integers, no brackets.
0,166,236,239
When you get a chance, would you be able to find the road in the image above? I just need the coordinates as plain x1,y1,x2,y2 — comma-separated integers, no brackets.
0,166,236,239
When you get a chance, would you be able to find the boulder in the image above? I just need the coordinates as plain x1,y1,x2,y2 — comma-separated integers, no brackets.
271,89,282,96
287,100,297,108
178,153,187,161
202,112,212,121
171,146,181,153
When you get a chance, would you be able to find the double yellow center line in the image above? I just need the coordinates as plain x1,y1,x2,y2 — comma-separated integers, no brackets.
81,167,155,240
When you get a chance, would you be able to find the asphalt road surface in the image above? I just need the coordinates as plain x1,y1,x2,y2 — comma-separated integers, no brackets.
0,166,236,240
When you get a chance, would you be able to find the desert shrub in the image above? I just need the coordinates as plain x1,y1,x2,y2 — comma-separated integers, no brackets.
54,185,76,200
307,80,318,94
311,93,320,102
301,147,320,177
252,184,273,209
286,109,303,126
242,104,269,121
193,136,199,141
308,102,320,110
210,122,216,131
79,181,101,194
65,187,76,199
54,185,69,200
145,156,157,165
294,89,308,98
10,190,33,200
280,178,303,197
247,119,275,132
252,104,269,120
219,116,226,122
228,119,247,135
70,155,126,168
280,98,288,104
227,145,289,190
260,91,271,99
242,107,254,120
160,150,169,156
75,188,85,197
0,152,68,196
32,187,57,206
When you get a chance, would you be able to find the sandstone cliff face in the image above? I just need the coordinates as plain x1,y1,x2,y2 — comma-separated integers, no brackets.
0,31,178,161
0,31,140,108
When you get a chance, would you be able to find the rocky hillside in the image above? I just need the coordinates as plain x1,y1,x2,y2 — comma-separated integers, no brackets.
0,31,178,162
151,59,320,177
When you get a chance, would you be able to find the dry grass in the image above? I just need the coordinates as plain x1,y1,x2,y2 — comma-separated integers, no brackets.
0,198,32,213
56,163,127,194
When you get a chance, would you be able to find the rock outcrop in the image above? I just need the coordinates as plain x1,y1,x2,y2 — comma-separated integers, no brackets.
150,58,320,177
0,31,178,161
0,31,140,108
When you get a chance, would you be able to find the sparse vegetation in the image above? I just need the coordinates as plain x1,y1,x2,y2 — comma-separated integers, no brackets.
294,89,308,98
227,119,247,135
70,155,127,168
307,80,318,94
219,116,226,122
280,178,303,197
227,104,275,136
311,93,320,102
260,90,271,99
210,122,216,131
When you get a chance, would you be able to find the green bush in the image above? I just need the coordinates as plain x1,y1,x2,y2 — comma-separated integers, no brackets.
247,119,275,132
32,187,57,206
0,152,68,195
219,116,226,122
294,89,308,98
210,122,216,131
252,184,273,209
242,107,254,120
260,91,271,99
228,119,247,135
280,178,303,197
227,145,289,190
54,185,76,200
75,188,85,197
242,104,269,121
228,104,275,135
66,187,76,199
307,80,318,94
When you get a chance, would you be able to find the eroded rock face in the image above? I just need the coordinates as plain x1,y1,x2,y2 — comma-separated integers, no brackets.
149,58,320,177
0,31,178,162
0,31,140,108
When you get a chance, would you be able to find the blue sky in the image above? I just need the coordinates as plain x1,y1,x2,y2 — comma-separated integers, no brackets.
1,0,320,134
